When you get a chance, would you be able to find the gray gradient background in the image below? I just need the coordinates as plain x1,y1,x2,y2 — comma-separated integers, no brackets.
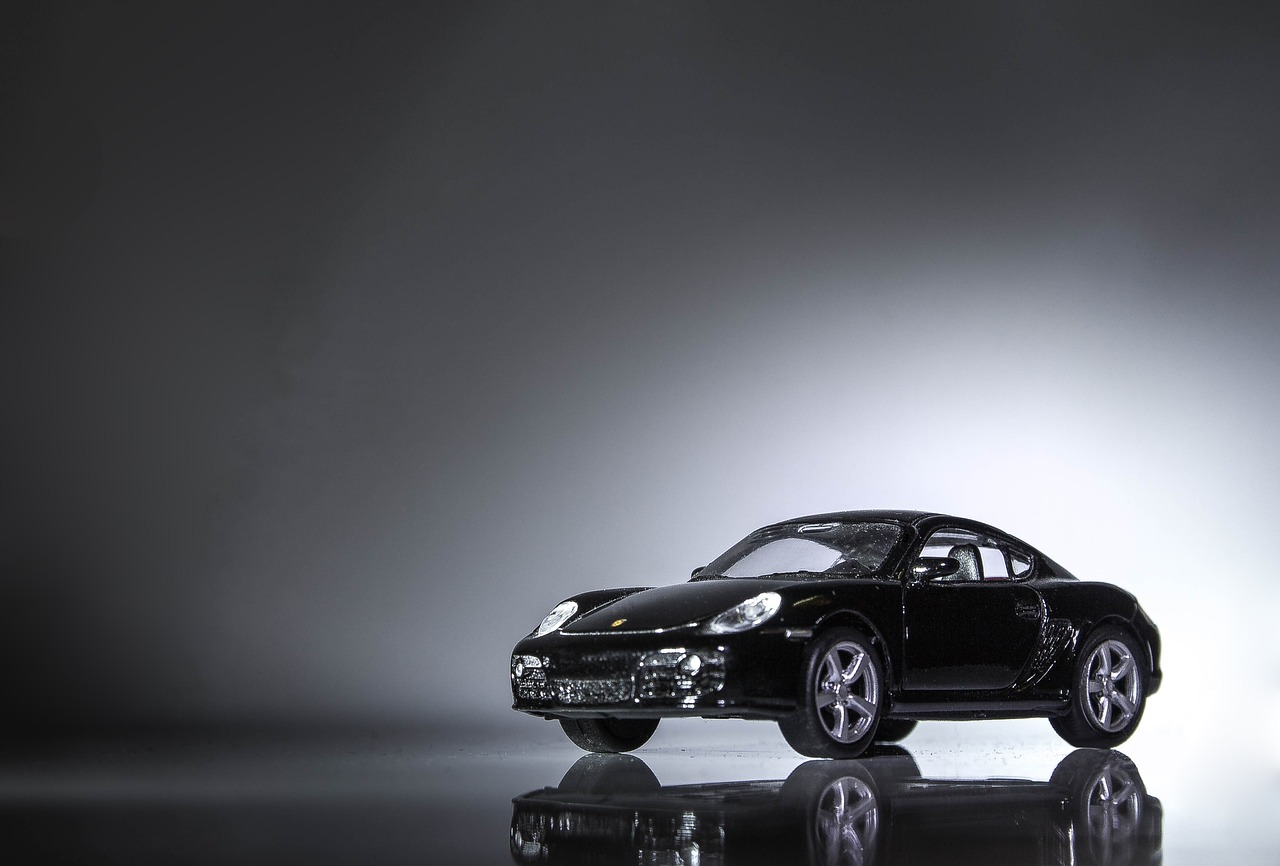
2,0,1278,784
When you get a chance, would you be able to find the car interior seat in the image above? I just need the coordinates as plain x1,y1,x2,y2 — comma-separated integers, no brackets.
947,543,983,582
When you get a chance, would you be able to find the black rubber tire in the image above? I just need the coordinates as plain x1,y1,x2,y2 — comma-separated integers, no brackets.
1050,626,1147,748
557,753,660,793
873,718,918,743
558,717,659,753
779,627,886,759
1049,749,1159,866
779,761,883,865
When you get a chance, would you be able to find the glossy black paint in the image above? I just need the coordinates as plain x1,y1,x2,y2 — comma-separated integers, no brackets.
903,578,1044,690
511,511,1162,728
510,749,1162,866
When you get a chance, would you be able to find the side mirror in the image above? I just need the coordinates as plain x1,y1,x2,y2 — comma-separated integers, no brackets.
912,556,959,580
690,565,705,578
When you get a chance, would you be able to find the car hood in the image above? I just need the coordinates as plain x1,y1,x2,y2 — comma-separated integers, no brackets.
562,579,794,633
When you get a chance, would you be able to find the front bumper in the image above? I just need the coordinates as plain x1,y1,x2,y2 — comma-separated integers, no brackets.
510,629,804,720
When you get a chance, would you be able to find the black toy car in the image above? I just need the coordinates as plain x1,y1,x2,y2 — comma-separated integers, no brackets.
510,511,1161,757
511,748,1162,866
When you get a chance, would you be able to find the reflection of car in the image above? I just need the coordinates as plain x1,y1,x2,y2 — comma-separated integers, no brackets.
511,511,1161,757
510,749,1162,866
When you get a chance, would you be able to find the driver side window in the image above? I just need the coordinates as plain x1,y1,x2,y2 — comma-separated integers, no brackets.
921,528,1031,583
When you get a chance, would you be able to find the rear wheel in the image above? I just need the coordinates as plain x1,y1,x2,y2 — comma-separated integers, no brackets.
1050,627,1147,748
558,717,659,753
1050,750,1157,866
780,628,885,758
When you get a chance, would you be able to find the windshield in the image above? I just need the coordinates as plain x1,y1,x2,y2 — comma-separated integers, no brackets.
699,521,905,579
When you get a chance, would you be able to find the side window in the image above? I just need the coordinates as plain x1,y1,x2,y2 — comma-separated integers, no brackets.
920,528,1033,582
1009,549,1033,578
920,528,985,582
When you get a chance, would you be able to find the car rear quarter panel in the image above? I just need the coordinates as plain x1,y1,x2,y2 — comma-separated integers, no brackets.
1037,580,1139,634
1036,579,1159,688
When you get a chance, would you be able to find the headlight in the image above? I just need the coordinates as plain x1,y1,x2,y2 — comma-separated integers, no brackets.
534,600,578,636
705,591,782,634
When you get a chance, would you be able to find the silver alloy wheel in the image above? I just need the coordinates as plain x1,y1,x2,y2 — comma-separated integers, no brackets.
1084,763,1143,864
814,640,880,743
1084,639,1142,733
815,776,878,866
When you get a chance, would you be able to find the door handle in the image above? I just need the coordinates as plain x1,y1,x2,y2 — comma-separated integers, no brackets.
1014,601,1041,619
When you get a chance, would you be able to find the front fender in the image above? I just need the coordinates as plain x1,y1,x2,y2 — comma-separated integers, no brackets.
773,581,904,694
521,587,652,640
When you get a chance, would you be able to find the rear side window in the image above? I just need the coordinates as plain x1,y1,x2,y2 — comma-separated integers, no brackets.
1009,549,1033,577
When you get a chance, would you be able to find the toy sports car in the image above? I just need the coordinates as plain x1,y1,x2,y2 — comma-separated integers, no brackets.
510,511,1161,757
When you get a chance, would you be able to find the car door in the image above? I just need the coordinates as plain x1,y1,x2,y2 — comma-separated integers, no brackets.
903,527,1044,692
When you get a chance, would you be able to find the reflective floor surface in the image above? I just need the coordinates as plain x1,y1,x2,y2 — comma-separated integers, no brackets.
513,747,1158,866
1,718,1276,864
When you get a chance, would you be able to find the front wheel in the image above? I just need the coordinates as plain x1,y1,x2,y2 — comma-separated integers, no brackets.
1050,627,1147,748
779,628,886,758
557,754,660,793
559,718,659,753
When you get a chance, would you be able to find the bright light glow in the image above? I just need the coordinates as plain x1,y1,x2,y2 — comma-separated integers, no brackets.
705,592,782,634
534,600,578,636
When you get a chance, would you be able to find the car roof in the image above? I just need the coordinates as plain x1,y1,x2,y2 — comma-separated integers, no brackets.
754,510,1077,579
776,510,1023,541
776,509,945,526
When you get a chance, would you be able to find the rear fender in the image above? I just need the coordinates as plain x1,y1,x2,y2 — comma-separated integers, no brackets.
1086,613,1157,676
